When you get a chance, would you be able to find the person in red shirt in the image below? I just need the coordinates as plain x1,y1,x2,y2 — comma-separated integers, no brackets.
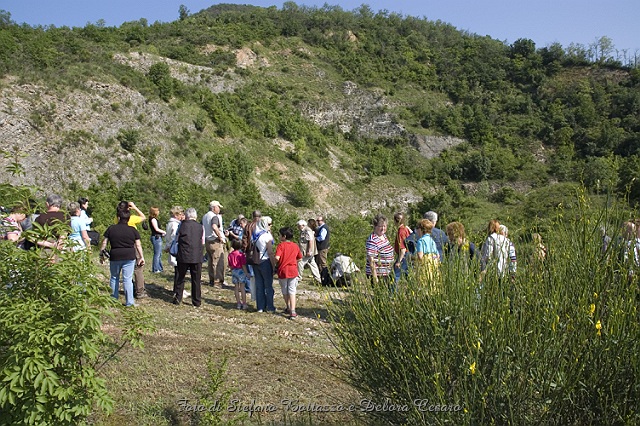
275,227,303,319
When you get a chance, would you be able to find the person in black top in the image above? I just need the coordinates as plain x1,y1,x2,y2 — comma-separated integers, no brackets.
172,207,204,307
100,209,145,307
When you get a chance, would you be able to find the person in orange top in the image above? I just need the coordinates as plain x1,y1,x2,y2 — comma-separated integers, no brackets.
393,212,412,282
275,227,303,319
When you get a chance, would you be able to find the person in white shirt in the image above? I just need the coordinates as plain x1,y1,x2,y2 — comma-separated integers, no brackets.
480,219,512,281
296,219,321,283
202,200,226,287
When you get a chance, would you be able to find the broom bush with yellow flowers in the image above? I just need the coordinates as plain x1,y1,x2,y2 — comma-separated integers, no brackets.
329,197,640,425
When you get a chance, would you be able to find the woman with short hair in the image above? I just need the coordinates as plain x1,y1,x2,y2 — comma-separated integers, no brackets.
365,214,394,286
172,208,204,307
415,219,441,285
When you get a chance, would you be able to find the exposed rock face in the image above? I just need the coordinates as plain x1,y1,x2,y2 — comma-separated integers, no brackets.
0,53,457,216
113,52,240,93
410,135,465,159
301,81,406,139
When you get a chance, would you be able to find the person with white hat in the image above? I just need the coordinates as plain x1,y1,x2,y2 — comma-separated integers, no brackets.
202,200,226,287
296,219,321,284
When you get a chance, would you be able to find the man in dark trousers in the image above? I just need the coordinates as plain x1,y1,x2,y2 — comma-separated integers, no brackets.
315,215,331,285
172,207,204,307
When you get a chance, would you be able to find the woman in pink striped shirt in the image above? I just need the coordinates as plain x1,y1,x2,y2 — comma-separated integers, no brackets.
366,214,395,286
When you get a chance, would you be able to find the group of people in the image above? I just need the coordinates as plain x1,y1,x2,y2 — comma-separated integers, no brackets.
119,201,337,320
6,193,640,315
364,210,524,288
0,194,97,253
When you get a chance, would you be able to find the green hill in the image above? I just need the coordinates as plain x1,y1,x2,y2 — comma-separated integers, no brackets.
1,3,639,226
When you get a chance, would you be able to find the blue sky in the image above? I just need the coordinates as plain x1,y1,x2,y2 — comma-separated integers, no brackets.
2,1,639,53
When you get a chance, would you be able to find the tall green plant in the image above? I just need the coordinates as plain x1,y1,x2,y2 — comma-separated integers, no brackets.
0,240,154,425
330,199,640,425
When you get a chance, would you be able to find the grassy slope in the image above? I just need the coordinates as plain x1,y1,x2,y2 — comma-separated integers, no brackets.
93,264,363,426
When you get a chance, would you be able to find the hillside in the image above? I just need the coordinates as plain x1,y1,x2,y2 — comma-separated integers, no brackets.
1,3,639,224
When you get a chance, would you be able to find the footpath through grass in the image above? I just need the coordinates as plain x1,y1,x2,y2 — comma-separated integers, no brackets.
91,265,362,426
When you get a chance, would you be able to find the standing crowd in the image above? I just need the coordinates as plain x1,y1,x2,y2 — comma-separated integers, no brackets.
4,194,640,315
365,210,521,289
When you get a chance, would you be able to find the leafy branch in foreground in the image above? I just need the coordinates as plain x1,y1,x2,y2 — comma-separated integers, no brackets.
0,242,154,425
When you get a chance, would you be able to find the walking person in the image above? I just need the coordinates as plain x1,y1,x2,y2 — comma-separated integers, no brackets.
149,206,166,273
172,208,204,307
296,219,321,284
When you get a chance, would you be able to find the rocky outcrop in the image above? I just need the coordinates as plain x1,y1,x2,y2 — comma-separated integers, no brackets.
301,81,405,139
113,52,241,93
410,135,465,159
0,51,449,217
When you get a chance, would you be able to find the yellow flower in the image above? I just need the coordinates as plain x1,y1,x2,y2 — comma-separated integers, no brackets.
595,320,602,336
475,341,481,350
589,304,596,316
469,362,477,375
594,292,598,299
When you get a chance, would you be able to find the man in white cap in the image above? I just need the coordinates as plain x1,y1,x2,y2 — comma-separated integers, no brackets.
202,200,226,287
297,219,321,284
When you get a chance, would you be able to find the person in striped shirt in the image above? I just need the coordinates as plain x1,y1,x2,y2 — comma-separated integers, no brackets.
366,214,395,286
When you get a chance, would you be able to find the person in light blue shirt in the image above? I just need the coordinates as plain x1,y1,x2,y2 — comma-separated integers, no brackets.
68,202,90,251
423,211,448,260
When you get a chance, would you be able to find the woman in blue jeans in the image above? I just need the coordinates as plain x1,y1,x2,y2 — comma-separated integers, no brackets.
252,216,276,312
100,209,145,306
149,206,166,273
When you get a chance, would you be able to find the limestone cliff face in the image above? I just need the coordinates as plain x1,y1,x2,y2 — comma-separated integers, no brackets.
0,52,459,215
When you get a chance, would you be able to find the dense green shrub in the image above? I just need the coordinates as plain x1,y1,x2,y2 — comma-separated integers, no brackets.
147,61,174,101
330,200,640,425
287,178,313,208
116,128,141,152
0,237,154,425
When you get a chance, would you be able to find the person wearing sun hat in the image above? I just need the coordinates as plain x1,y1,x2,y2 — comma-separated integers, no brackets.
202,200,226,287
296,219,320,283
